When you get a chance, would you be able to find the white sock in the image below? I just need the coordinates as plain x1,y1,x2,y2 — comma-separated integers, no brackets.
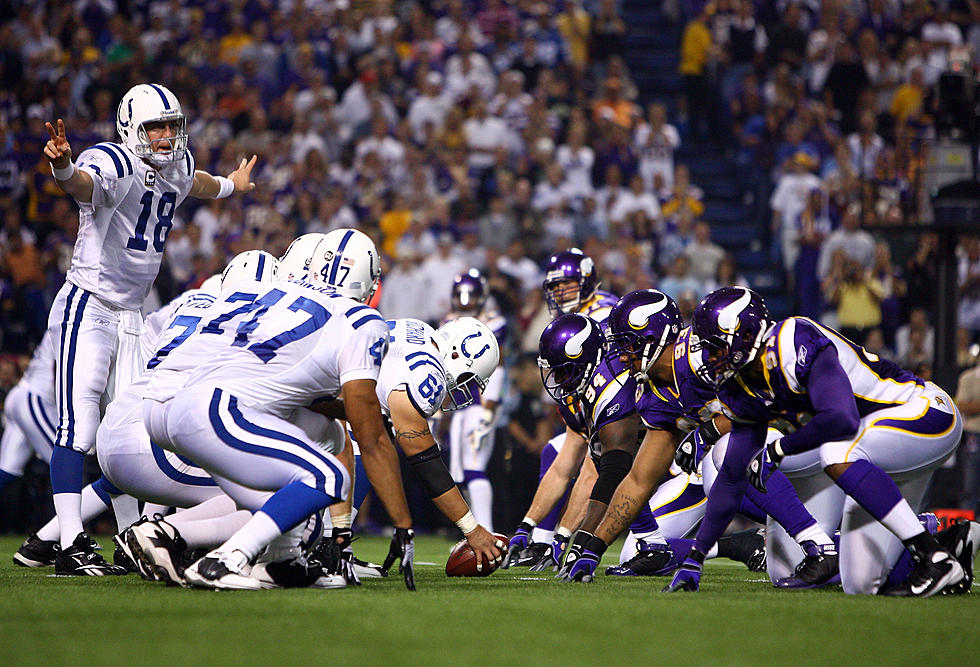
793,523,835,549
882,502,927,542
633,526,667,545
171,495,240,522
41,486,112,542
111,495,141,532
52,492,84,548
167,511,252,550
531,527,554,543
706,544,719,559
141,502,171,519
221,511,282,562
467,478,493,532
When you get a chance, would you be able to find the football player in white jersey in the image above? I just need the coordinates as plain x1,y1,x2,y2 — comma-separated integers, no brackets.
443,269,508,531
42,83,258,575
324,316,504,576
142,230,418,590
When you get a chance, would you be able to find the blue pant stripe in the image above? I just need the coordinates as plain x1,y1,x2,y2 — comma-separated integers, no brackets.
150,442,217,487
207,390,333,496
62,290,90,450
56,285,77,448
27,393,57,447
226,394,345,499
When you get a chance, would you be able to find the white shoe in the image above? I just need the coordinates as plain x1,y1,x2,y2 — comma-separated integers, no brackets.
184,550,265,590
351,556,386,579
311,572,348,589
126,520,187,586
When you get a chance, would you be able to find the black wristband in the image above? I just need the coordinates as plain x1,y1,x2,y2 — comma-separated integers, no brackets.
581,532,608,556
700,418,723,445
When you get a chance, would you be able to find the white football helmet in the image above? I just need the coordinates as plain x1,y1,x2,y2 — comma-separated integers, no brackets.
198,274,222,294
221,250,278,289
116,83,187,165
434,317,500,410
278,233,329,281
307,228,381,303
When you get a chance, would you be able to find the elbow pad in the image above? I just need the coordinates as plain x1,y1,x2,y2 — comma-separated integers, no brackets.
406,444,456,498
590,449,634,504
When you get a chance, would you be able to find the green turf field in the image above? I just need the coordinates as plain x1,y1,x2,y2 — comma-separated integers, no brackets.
0,534,977,665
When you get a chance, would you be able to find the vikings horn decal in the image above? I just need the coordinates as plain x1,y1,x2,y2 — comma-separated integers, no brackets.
718,289,752,334
628,296,669,330
564,321,591,359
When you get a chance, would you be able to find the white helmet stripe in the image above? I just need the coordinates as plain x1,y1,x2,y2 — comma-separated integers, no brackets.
628,297,668,328
718,288,752,334
565,322,591,358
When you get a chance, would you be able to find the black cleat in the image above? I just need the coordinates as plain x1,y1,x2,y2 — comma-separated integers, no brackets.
126,519,189,585
774,541,840,589
726,528,767,572
606,540,677,576
935,519,980,594
112,540,140,574
13,533,59,568
881,549,964,598
513,542,550,568
54,533,129,576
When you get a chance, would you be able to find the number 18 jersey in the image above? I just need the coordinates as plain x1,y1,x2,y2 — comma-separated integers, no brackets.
145,279,390,417
72,142,195,309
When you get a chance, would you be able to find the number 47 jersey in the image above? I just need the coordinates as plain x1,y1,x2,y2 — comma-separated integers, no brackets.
71,141,195,310
144,279,390,418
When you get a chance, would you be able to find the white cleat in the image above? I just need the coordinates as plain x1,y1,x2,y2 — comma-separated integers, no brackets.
184,550,265,590
126,519,188,586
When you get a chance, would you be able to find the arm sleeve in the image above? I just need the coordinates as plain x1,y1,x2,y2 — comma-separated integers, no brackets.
778,345,861,456
76,145,130,208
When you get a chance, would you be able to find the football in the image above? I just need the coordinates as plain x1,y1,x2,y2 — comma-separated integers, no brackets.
445,533,510,577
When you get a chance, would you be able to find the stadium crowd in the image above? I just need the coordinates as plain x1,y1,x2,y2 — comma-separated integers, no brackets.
1,0,980,531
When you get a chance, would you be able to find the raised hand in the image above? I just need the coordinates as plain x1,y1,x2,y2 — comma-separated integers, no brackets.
228,155,257,193
44,119,72,168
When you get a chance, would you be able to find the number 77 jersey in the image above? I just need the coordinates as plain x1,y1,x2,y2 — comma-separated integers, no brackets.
144,279,390,417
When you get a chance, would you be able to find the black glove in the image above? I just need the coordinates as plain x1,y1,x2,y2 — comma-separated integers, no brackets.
747,440,783,493
501,521,533,569
317,527,361,586
675,429,702,475
381,527,416,591
555,530,589,580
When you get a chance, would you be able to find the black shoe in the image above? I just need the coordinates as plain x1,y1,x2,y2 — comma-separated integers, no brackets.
774,541,839,589
126,519,189,585
606,541,677,576
513,542,550,568
723,528,767,572
935,519,980,594
13,533,59,567
54,533,129,576
881,549,964,598
112,541,140,574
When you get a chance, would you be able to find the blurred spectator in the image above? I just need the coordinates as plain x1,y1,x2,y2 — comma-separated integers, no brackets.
679,6,718,143
659,254,703,301
817,204,875,281
895,307,935,366
497,239,540,295
591,0,626,64
419,232,466,323
683,221,725,285
959,237,980,333
795,187,832,319
771,151,822,272
847,110,885,179
767,1,806,69
956,354,980,515
634,102,680,193
823,251,884,344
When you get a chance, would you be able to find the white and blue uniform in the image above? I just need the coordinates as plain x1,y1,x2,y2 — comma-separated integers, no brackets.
1,329,58,478
50,140,195,455
142,280,386,518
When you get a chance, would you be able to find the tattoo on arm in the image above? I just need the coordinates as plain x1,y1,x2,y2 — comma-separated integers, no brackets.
608,494,640,535
395,427,431,442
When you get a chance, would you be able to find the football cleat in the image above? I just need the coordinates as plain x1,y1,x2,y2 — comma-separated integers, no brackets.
125,519,189,586
881,549,964,598
528,544,561,572
55,532,129,576
249,558,326,589
728,527,767,572
111,538,141,575
606,540,677,576
512,542,550,568
774,540,839,589
184,550,264,590
351,555,386,579
13,533,59,568
311,571,349,589
935,519,980,594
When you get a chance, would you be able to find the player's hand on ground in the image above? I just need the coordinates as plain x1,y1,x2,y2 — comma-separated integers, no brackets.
559,533,605,583
228,155,257,193
464,525,504,572
501,521,532,568
382,527,415,590
662,550,704,593
528,532,568,571
316,527,361,586
555,531,588,579
44,119,72,167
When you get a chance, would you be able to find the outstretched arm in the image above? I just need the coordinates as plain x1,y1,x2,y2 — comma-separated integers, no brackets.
388,390,503,566
524,426,588,522
190,156,258,198
44,119,94,203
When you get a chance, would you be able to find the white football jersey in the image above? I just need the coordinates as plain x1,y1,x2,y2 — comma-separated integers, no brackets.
18,328,57,401
145,279,389,417
140,288,217,369
71,141,196,309
379,318,448,418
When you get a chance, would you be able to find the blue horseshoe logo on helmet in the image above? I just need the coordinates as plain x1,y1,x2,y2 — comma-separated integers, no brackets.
461,332,490,359
118,98,133,128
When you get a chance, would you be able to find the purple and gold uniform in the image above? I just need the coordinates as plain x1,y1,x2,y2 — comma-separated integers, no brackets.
557,352,637,461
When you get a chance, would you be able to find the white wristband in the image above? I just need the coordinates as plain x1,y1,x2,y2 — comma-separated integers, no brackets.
556,526,572,539
521,515,537,528
51,161,77,181
456,511,479,535
215,176,235,199
332,512,351,530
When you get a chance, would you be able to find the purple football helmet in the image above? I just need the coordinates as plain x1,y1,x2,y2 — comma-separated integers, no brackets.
690,287,772,388
452,269,488,315
543,248,599,316
607,290,682,380
538,314,605,401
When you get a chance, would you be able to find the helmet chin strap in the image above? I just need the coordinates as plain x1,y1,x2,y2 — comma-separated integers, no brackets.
638,328,670,380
